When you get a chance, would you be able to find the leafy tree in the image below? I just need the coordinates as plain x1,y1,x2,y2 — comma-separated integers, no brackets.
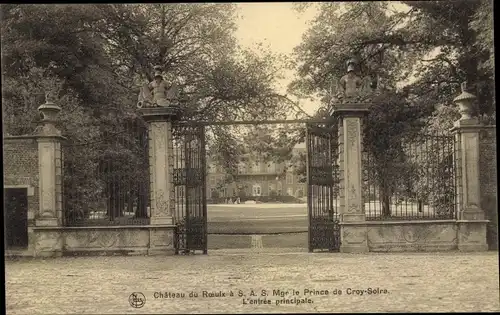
292,1,494,125
289,1,495,216
2,4,297,221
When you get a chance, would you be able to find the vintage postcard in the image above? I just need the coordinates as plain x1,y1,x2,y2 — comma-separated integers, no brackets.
3,2,498,314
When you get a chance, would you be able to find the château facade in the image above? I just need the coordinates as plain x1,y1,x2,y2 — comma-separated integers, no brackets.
206,144,307,201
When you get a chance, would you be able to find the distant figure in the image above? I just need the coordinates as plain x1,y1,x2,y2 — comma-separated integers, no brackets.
228,197,233,204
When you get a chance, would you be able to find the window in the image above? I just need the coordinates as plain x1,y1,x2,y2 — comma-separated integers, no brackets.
208,163,216,173
238,163,246,174
252,184,262,196
252,162,260,173
296,189,304,198
220,188,227,197
286,173,293,185
210,188,219,199
287,187,293,196
209,176,216,187
266,162,275,173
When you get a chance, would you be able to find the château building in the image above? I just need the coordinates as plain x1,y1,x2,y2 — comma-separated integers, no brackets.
206,143,307,201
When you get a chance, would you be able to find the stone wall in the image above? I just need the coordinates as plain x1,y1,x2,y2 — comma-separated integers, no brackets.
479,126,497,249
4,137,39,222
364,220,490,252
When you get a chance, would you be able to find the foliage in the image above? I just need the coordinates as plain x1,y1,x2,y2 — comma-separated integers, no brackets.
290,0,493,215
1,4,296,219
291,0,494,119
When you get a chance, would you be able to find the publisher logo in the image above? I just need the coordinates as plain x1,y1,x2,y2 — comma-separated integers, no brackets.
129,292,146,308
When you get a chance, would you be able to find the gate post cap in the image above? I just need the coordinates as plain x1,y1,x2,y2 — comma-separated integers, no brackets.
329,103,370,117
139,105,183,122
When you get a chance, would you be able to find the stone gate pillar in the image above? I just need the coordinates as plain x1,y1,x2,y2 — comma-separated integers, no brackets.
36,99,64,227
139,106,181,255
332,103,370,253
34,95,65,256
451,83,488,251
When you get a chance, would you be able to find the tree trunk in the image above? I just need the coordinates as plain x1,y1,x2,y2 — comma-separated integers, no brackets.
379,180,392,217
135,182,149,218
127,193,134,214
107,182,122,220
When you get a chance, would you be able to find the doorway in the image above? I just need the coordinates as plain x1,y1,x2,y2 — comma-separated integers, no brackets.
4,188,29,249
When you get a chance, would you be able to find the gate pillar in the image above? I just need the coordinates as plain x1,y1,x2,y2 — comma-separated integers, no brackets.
36,99,65,227
332,103,370,253
33,95,65,257
450,83,488,251
140,106,181,255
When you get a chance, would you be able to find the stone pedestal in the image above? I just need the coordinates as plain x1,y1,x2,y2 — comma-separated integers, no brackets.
36,103,64,228
139,106,181,255
451,118,489,251
332,103,370,253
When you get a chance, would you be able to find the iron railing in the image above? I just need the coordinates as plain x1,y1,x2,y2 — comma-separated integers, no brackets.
363,132,458,220
62,118,151,226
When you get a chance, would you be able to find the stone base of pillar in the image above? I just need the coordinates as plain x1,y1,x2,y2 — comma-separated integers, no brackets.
35,217,59,227
457,220,489,252
457,243,489,252
342,214,366,222
147,248,176,256
150,216,174,225
459,208,485,220
148,226,175,256
340,244,369,253
340,224,369,253
33,228,63,257
35,249,64,258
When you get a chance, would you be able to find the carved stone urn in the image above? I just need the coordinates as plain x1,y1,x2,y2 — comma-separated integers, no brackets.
37,91,62,136
453,82,476,120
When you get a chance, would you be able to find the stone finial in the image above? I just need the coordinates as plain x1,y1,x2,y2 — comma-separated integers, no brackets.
461,81,467,92
44,91,57,104
453,81,476,120
37,92,62,136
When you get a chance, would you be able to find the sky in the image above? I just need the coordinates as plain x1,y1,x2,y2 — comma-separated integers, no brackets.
233,2,414,117
234,2,319,116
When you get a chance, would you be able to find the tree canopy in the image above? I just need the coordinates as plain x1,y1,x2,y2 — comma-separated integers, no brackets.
1,4,297,219
291,0,494,129
290,0,494,215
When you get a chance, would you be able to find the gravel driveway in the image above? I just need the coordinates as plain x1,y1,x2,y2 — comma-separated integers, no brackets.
5,250,499,314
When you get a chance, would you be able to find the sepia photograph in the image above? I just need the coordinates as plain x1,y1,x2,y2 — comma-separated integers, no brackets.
3,1,498,313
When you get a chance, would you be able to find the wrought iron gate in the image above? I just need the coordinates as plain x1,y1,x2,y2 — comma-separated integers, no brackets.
306,122,340,252
172,123,207,254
